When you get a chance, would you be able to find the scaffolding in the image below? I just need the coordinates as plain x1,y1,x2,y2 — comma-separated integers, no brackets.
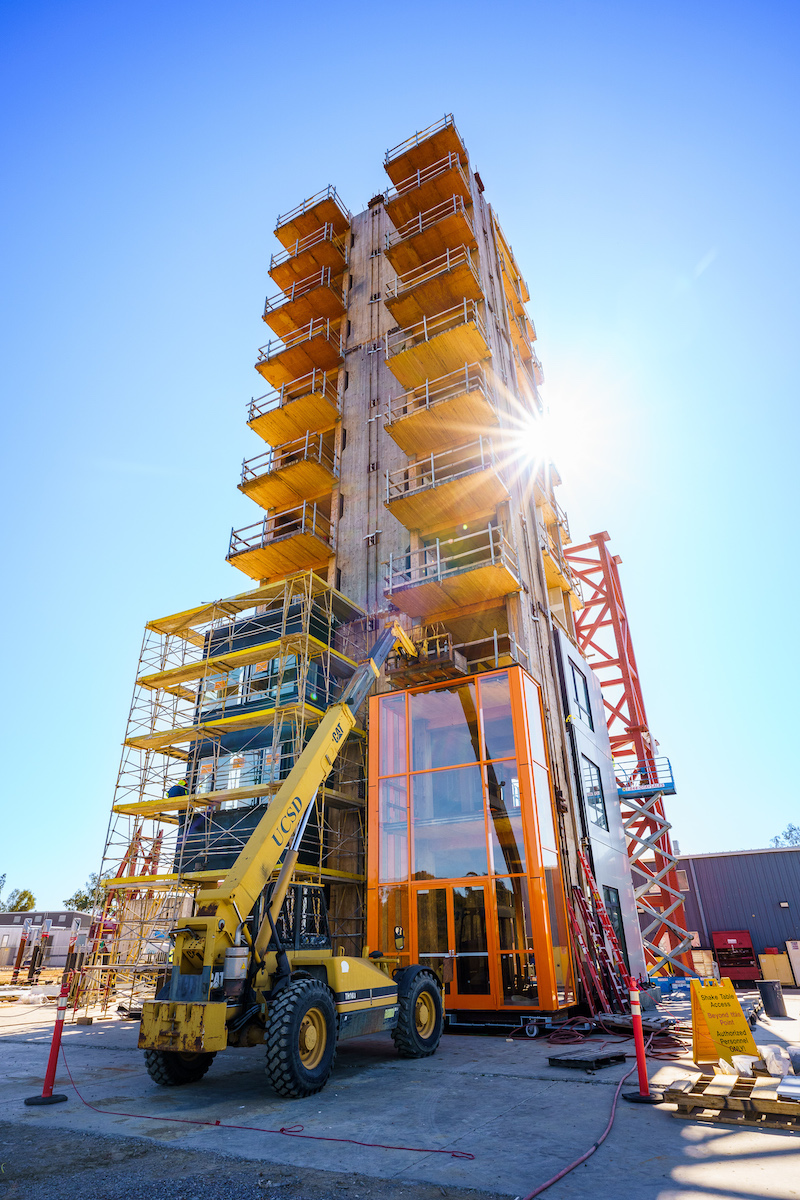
77,571,369,1014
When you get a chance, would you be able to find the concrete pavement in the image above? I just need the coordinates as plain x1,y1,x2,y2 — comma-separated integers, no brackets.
2,993,800,1198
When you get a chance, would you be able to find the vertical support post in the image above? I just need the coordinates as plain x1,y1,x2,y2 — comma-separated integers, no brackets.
436,538,441,581
422,314,428,342
425,378,430,410
489,523,496,565
10,920,31,985
388,551,393,591
493,629,499,669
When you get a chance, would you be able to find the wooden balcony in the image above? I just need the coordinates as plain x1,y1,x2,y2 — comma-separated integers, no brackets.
385,195,476,274
384,437,508,533
385,362,498,456
262,268,345,339
509,311,536,362
385,525,521,621
248,370,340,445
384,245,483,327
493,214,530,318
227,502,334,582
255,319,343,390
385,299,490,389
540,528,582,608
238,432,338,511
274,185,351,251
385,152,472,229
384,114,468,187
269,225,347,291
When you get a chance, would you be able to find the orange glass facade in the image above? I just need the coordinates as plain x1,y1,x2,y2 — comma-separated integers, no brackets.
367,666,575,1013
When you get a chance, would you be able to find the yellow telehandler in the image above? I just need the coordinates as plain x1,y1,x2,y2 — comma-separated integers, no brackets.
138,622,443,1097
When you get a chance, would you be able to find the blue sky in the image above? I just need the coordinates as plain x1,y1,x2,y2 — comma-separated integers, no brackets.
1,1,798,908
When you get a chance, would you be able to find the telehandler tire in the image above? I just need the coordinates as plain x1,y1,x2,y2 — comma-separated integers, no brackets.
144,1048,216,1086
392,969,443,1058
265,977,337,1098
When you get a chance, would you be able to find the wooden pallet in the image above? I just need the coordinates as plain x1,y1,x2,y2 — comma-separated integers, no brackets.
665,1074,800,1131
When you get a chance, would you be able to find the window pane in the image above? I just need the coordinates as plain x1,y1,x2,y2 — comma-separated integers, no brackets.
479,672,516,761
523,677,547,767
410,683,480,770
499,953,539,1006
495,877,533,951
453,886,491,994
570,663,593,729
486,761,526,874
582,757,608,830
379,777,408,882
411,767,487,879
602,885,630,973
416,889,448,955
379,693,406,776
377,884,409,961
532,763,558,854
544,862,574,1004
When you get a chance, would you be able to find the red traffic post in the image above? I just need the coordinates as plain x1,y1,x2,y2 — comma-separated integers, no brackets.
24,972,73,1106
623,976,662,1105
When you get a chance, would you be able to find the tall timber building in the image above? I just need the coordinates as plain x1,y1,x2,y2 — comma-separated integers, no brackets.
98,116,646,1025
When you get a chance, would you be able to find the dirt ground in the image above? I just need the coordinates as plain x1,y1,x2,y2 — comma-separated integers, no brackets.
0,1122,508,1200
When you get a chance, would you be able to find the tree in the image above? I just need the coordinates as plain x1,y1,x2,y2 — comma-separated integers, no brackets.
1,888,36,912
770,823,800,848
63,874,100,913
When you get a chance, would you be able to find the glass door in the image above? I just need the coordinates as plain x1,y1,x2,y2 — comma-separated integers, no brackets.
414,883,493,1007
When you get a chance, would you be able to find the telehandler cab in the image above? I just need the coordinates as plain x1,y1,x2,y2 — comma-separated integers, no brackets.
138,622,443,1097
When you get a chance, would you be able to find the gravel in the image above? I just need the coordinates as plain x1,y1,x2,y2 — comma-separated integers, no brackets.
0,1122,507,1200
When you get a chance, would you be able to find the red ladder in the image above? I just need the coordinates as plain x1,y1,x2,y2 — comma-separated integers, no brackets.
577,847,631,985
571,886,628,1014
566,894,610,1014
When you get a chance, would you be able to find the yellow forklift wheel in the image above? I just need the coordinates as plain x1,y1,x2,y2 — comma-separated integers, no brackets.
415,993,436,1039
298,1007,327,1069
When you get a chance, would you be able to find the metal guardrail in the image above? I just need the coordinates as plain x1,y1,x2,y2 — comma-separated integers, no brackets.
269,224,347,271
247,370,340,424
614,757,675,794
257,318,343,364
385,245,481,301
384,152,470,208
263,267,343,316
385,298,487,359
241,432,338,484
228,502,334,557
386,435,500,504
541,529,581,593
385,524,519,591
386,362,489,424
384,113,460,165
275,185,351,232
385,194,474,250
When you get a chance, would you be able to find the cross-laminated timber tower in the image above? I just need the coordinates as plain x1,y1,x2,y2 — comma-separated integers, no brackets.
86,115,684,1020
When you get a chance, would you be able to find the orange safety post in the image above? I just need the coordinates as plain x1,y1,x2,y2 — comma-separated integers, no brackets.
24,972,73,1107
622,976,661,1105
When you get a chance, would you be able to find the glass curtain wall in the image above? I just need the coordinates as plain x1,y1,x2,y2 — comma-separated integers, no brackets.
367,665,575,1012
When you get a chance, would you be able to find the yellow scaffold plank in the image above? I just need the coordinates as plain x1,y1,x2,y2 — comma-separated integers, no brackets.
137,634,356,695
124,702,326,753
102,864,365,890
113,781,365,819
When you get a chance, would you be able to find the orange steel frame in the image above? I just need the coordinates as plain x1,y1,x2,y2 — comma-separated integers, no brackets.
563,532,693,974
366,665,575,1012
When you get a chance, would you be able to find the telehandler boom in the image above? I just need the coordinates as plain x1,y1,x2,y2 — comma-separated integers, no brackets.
138,622,444,1097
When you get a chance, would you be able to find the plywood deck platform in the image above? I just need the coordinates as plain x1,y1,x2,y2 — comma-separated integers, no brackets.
387,560,521,620
239,457,338,511
385,466,508,533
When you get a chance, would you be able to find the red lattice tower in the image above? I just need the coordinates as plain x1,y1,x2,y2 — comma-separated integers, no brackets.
564,531,693,976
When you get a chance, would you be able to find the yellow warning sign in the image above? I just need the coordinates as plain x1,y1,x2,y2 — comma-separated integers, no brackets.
691,977,758,1064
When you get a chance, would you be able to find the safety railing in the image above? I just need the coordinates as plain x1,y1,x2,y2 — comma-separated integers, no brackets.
385,435,500,504
269,224,347,271
228,502,334,557
385,524,519,591
240,432,338,484
614,758,676,795
247,370,340,424
385,113,460,166
541,528,580,593
385,299,487,360
386,362,489,424
384,152,470,209
385,245,481,301
263,267,344,316
257,318,343,364
385,195,474,251
275,185,351,232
